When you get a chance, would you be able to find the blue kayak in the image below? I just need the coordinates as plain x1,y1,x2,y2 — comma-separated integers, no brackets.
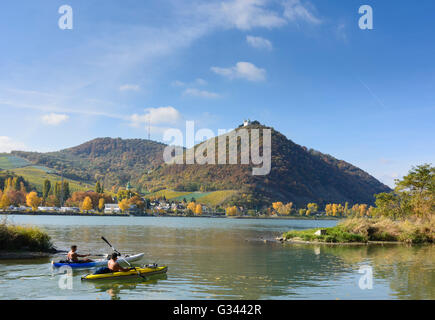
52,253,144,269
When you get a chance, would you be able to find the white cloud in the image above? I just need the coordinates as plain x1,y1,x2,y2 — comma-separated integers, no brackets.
195,78,208,86
172,78,208,87
171,80,186,87
183,88,220,99
283,0,321,24
0,136,27,153
1,0,322,134
119,84,141,91
246,35,273,50
200,0,287,30
211,61,266,81
198,0,320,30
130,106,182,127
41,113,69,126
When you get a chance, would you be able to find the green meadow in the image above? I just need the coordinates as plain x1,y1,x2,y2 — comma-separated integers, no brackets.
10,166,92,193
0,154,31,170
145,189,239,207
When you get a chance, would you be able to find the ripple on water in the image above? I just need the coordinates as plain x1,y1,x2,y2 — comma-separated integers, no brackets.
0,215,433,299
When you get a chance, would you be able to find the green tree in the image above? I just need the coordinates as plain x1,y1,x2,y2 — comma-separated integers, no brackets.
42,180,51,200
54,181,70,205
95,181,102,194
396,164,434,195
396,164,434,219
374,164,434,219
54,182,61,202
63,181,71,200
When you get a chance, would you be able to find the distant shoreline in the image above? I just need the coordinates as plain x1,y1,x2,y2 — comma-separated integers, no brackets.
0,211,339,220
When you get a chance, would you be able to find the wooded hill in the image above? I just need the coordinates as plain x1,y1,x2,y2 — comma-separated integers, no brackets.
11,123,390,207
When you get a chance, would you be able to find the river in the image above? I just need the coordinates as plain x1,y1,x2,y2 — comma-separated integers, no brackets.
0,215,433,300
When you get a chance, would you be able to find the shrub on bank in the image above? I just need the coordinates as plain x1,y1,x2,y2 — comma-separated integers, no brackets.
283,216,434,244
0,218,53,252
283,226,366,243
339,216,434,243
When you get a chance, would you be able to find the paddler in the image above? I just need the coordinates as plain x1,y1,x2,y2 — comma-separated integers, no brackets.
108,252,131,272
67,245,93,263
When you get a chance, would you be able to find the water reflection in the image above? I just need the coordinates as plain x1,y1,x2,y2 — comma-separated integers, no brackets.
86,274,168,300
318,244,435,299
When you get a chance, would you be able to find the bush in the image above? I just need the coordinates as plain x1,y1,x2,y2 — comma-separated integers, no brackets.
0,218,53,252
283,226,366,243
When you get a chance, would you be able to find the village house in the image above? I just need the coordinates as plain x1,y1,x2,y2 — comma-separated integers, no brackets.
104,203,121,214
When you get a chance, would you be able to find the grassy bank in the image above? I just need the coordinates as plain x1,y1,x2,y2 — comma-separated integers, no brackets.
283,216,435,244
0,218,53,252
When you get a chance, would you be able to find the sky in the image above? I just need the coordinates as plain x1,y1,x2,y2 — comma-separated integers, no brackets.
0,0,434,188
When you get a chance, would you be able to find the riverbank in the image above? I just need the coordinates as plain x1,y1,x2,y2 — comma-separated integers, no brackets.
0,211,339,221
0,211,130,217
0,250,53,260
280,217,434,244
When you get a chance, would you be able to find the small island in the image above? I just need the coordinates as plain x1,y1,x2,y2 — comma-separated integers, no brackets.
0,217,55,259
280,164,434,244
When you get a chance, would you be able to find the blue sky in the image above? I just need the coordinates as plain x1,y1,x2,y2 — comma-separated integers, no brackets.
0,0,434,187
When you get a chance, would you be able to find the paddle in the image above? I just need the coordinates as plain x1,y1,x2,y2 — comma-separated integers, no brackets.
101,236,146,280
101,236,121,255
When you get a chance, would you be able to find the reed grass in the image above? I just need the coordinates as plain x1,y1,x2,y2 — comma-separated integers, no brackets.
283,216,434,244
0,217,53,252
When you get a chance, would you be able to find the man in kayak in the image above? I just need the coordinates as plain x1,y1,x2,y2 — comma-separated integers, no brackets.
67,245,93,263
107,252,130,272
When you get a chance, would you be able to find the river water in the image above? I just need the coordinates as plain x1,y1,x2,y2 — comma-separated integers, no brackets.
0,215,433,300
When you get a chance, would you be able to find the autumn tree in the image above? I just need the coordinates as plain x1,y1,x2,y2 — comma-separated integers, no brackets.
307,203,319,215
66,191,101,208
286,202,294,215
358,204,368,217
332,203,338,217
0,193,11,209
325,204,332,216
128,195,145,210
187,202,196,214
118,199,130,213
195,204,203,215
26,192,41,211
7,190,26,207
226,206,238,216
98,198,105,212
82,196,93,212
272,202,284,212
275,202,293,215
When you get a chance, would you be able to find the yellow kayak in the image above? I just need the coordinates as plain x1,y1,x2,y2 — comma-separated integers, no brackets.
81,266,168,281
